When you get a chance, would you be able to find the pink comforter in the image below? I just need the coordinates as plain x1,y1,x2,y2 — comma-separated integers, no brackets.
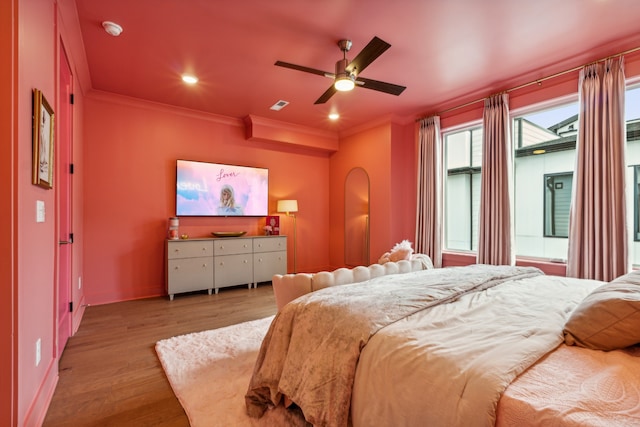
245,265,543,426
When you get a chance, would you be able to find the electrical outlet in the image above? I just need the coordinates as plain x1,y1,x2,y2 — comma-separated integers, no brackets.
35,338,41,367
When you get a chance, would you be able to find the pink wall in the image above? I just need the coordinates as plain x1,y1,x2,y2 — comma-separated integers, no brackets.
82,92,332,305
390,121,418,241
4,0,89,424
329,119,416,267
16,0,58,425
0,0,17,424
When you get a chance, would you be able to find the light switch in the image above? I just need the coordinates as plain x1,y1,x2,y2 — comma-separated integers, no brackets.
36,200,45,223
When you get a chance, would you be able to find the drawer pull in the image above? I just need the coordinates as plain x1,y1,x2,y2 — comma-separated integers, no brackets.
243,259,248,263
202,263,207,268
258,258,263,262
174,266,180,270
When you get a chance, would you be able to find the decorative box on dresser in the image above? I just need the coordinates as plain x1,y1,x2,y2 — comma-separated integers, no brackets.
165,235,287,300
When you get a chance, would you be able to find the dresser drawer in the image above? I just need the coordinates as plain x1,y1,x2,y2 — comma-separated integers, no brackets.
214,254,253,288
167,256,214,293
253,236,287,253
214,238,252,255
167,240,213,259
253,250,287,283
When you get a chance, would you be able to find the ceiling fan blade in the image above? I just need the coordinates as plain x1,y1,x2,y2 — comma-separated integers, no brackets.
314,85,337,104
346,36,391,75
355,77,406,96
274,61,333,78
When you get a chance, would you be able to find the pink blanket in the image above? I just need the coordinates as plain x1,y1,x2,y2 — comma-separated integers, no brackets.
245,265,543,427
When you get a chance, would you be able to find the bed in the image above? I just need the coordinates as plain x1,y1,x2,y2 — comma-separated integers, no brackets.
245,264,640,426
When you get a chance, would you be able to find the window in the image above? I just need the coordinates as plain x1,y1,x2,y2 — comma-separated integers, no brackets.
513,101,578,260
634,165,640,242
544,172,572,238
444,126,482,251
441,83,640,265
625,85,640,265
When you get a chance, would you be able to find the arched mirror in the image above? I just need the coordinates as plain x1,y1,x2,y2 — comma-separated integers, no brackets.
345,167,370,267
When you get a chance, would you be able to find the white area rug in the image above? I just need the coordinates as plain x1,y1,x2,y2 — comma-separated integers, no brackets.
155,316,308,427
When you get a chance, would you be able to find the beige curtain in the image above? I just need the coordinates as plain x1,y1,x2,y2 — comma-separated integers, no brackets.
567,58,627,281
477,93,514,265
415,116,442,268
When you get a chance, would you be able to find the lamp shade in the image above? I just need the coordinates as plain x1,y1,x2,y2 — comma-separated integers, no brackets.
277,199,298,214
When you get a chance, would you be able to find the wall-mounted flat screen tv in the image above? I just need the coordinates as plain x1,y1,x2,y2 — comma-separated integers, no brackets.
176,160,269,216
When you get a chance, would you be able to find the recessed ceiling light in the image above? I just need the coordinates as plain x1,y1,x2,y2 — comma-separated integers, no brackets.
328,113,340,120
533,149,546,155
182,75,198,84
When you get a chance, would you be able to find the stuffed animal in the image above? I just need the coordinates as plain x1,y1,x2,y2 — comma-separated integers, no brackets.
378,239,414,264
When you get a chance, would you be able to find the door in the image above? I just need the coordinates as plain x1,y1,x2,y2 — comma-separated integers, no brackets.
57,44,73,355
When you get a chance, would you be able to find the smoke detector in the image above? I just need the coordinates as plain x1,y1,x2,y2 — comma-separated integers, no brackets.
102,21,123,37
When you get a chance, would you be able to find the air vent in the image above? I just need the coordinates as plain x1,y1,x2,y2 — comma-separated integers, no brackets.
270,100,289,111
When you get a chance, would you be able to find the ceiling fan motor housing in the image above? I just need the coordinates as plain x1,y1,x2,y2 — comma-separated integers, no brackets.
335,58,355,79
334,58,356,91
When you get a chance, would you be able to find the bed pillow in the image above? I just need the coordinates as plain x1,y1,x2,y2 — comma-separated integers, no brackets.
563,271,640,351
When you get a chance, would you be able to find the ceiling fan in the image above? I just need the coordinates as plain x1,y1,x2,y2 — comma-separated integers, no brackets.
275,36,406,104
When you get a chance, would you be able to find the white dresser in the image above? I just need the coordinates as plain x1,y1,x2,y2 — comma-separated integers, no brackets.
165,235,287,300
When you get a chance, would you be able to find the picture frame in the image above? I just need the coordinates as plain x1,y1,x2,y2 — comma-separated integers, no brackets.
266,215,280,235
32,88,55,189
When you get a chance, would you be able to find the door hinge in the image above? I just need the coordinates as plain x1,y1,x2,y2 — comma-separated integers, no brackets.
69,301,74,312
69,233,74,243
70,93,74,105
70,163,74,174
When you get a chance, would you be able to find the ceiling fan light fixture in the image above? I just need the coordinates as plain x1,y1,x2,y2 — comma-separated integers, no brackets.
334,75,355,92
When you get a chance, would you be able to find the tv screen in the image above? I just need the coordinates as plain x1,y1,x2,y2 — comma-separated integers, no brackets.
176,160,269,216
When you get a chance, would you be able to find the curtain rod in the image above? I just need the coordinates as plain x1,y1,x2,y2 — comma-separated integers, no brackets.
417,45,640,121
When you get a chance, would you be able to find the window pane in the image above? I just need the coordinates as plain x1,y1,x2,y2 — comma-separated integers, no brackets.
544,173,572,238
445,174,472,250
513,101,578,259
471,172,481,251
626,85,640,266
444,127,481,252
446,131,470,169
471,128,483,168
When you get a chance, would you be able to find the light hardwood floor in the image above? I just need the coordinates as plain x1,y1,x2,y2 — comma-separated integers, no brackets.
43,284,277,427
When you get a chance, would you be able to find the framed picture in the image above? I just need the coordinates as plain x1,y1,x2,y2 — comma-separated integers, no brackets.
32,89,55,189
266,215,280,235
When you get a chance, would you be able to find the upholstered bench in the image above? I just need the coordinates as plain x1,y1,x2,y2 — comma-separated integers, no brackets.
272,254,433,311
